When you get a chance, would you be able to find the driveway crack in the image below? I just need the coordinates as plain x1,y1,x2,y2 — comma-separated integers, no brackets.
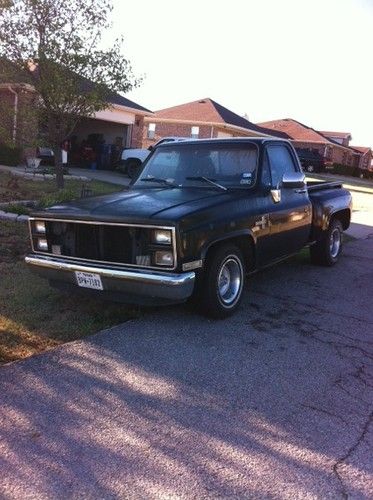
332,409,373,499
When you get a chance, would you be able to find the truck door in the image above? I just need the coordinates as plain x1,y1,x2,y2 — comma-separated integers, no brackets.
263,143,312,260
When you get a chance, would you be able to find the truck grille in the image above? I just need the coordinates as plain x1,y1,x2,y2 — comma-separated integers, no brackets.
29,219,175,270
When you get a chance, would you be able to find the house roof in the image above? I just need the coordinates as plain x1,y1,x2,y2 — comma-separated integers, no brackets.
79,77,152,113
350,146,371,154
319,131,352,139
257,118,335,144
155,98,288,138
0,58,152,114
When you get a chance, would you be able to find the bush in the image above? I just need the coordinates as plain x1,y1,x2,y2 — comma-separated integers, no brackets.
332,164,361,177
39,188,78,208
0,144,22,166
4,203,31,215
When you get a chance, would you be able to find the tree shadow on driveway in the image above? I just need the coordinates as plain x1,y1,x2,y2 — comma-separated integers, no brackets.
1,240,373,498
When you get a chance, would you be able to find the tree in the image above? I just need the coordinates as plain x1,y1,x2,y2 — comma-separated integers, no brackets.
0,0,141,188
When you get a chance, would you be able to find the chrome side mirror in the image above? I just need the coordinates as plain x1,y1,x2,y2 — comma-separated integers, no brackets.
282,172,306,189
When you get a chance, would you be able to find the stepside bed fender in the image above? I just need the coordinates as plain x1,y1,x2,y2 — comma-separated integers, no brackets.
310,188,352,240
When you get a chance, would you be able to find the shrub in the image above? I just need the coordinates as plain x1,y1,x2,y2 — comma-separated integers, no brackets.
4,203,31,215
0,144,22,166
39,188,78,208
332,164,361,177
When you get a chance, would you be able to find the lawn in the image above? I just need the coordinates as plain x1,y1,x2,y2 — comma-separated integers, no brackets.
0,169,122,212
0,173,138,365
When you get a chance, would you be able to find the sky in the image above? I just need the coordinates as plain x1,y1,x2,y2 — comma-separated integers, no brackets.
110,0,373,147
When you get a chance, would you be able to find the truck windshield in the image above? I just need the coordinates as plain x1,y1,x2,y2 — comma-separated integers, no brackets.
135,143,258,189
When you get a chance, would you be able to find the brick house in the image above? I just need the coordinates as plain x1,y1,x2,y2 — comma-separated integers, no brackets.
257,118,365,169
137,98,285,149
0,56,153,158
319,131,352,147
349,146,372,171
0,83,38,146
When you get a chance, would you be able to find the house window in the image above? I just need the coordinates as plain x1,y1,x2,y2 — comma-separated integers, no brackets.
147,123,156,139
191,126,199,139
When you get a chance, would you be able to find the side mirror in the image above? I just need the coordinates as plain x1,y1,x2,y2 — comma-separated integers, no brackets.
282,172,306,189
148,145,153,151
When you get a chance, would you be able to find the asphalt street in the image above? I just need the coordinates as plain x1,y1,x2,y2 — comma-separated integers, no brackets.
1,233,372,498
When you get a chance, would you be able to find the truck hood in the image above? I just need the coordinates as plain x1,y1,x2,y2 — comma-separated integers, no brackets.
39,187,241,223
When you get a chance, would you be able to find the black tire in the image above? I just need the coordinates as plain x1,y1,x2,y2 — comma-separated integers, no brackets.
196,244,245,319
310,219,343,266
126,159,142,179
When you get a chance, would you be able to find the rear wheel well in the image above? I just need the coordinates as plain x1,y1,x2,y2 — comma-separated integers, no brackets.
205,235,255,272
330,209,350,230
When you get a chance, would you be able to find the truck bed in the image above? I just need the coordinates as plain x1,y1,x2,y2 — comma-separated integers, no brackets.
306,180,343,192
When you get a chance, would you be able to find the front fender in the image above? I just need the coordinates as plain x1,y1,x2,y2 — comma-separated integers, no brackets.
200,229,257,260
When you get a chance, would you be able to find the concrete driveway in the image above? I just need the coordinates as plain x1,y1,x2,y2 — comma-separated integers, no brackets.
1,233,372,498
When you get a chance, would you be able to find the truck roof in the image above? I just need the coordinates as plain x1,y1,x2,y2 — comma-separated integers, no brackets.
155,137,290,147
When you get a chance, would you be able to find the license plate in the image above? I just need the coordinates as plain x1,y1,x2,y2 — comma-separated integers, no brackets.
75,271,103,290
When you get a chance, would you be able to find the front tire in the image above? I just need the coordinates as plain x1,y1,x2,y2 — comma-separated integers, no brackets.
310,219,343,266
198,244,245,319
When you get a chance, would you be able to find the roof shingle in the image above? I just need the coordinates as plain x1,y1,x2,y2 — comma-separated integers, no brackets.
257,118,332,144
155,98,288,138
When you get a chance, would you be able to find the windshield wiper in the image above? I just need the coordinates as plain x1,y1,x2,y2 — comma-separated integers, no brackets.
186,176,227,191
139,176,178,187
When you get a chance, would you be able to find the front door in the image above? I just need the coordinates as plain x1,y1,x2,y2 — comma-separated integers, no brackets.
260,144,312,262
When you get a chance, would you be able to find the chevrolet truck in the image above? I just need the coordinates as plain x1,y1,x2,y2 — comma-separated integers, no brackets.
26,138,352,318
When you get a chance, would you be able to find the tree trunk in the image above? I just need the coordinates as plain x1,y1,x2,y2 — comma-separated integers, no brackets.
53,145,64,189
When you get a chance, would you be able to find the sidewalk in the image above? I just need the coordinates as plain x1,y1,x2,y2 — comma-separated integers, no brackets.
0,164,131,187
69,168,131,187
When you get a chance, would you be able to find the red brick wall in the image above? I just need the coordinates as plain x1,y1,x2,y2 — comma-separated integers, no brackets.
140,122,213,149
0,87,38,148
130,116,145,148
139,121,261,148
0,88,16,144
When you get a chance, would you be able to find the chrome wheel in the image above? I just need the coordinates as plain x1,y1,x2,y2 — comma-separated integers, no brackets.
329,228,341,258
217,256,243,306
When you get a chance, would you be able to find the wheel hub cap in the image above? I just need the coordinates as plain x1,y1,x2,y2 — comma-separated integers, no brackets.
218,257,243,306
330,228,341,258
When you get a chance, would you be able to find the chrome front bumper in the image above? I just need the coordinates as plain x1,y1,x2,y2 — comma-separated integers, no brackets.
25,255,196,303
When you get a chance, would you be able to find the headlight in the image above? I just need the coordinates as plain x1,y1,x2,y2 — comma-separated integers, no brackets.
37,238,48,251
35,221,46,234
153,229,172,245
154,250,174,267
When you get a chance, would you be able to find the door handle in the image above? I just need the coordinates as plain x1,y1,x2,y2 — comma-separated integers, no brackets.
295,188,307,194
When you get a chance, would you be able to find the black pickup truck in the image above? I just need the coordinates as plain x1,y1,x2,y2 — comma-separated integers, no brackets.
26,138,352,318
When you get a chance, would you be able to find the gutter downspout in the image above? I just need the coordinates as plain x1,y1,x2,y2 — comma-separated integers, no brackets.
8,86,18,144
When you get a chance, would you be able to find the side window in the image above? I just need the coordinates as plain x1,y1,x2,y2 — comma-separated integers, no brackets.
261,151,272,187
266,145,297,187
191,126,199,139
147,123,156,139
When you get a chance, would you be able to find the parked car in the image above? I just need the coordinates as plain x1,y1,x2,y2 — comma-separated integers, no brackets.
295,148,332,173
118,136,188,178
36,147,55,166
26,138,352,318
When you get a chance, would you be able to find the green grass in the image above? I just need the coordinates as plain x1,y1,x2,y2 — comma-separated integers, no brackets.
2,203,31,215
0,174,134,365
0,221,139,364
0,170,121,205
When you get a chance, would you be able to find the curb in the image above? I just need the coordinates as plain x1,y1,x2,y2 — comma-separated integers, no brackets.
0,165,91,182
0,201,35,223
